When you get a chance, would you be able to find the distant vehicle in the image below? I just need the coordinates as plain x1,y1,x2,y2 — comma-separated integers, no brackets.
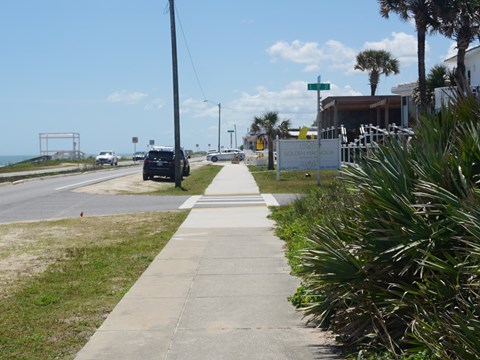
95,150,118,166
206,149,245,162
143,146,190,181
132,151,146,162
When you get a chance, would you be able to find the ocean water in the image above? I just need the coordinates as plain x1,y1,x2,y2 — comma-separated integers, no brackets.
0,155,36,167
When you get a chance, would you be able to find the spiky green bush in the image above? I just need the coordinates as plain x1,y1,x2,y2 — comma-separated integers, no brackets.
298,96,480,358
270,180,354,274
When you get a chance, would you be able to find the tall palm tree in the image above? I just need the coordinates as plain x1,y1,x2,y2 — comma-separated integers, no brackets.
354,49,400,96
436,0,480,93
378,0,440,114
250,111,290,170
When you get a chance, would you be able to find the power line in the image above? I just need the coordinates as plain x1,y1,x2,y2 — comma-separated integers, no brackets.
174,3,207,100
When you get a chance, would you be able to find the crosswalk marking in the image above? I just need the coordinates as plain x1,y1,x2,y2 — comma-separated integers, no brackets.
196,194,265,208
179,194,280,209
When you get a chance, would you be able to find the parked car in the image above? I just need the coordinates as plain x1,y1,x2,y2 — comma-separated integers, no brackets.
95,150,118,166
206,149,245,162
143,146,190,181
132,151,146,162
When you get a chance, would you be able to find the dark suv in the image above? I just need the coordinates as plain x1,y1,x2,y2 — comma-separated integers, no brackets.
143,146,190,181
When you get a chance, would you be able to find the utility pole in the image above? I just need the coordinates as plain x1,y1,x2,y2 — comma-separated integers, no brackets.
217,103,221,152
234,124,237,148
169,0,181,188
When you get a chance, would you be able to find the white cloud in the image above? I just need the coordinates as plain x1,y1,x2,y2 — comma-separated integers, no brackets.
107,90,148,104
144,98,165,110
443,42,457,61
190,81,360,129
324,40,358,73
232,81,313,115
266,33,422,76
362,32,420,65
266,39,356,73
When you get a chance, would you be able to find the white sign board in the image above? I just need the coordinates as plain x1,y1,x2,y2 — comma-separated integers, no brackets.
277,139,340,171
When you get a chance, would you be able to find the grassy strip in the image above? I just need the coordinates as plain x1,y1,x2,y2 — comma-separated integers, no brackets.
0,211,188,359
248,166,339,193
0,167,97,183
0,159,96,174
247,165,343,272
268,181,353,274
147,164,222,195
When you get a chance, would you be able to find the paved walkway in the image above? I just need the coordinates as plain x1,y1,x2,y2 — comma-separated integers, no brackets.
75,163,340,359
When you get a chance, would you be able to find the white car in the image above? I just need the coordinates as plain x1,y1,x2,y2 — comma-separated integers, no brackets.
95,150,118,166
206,149,245,162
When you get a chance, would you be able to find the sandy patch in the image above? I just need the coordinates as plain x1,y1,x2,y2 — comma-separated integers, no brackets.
0,160,210,295
72,173,174,195
73,159,209,195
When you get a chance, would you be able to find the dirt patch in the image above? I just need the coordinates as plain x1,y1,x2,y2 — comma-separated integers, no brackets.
0,159,210,295
72,173,174,195
73,159,209,195
0,213,181,297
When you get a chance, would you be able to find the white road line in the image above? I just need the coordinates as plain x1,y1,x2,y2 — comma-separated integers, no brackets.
54,172,138,190
262,194,280,206
196,201,265,205
179,195,202,209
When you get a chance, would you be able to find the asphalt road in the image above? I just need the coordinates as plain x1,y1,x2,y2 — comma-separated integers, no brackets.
0,159,301,224
0,166,190,224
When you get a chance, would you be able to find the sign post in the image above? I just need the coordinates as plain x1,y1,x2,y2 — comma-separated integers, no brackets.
132,136,138,162
307,83,330,91
307,77,330,185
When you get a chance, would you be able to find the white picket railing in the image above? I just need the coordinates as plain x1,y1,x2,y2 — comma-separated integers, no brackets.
340,123,414,165
246,124,414,167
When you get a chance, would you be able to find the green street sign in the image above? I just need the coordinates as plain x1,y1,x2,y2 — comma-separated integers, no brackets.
308,83,330,91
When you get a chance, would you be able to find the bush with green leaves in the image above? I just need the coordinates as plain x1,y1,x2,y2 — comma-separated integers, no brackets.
296,96,480,358
269,180,354,274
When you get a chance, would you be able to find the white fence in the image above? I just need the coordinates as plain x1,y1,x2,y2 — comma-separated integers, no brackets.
340,123,414,165
245,123,414,167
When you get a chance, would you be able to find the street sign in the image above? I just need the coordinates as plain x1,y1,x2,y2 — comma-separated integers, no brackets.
308,83,330,91
227,130,234,133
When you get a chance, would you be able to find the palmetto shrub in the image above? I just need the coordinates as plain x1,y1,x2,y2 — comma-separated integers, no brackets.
297,96,480,358
270,180,354,274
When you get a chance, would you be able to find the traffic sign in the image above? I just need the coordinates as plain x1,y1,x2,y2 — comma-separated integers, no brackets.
227,130,234,133
308,83,330,91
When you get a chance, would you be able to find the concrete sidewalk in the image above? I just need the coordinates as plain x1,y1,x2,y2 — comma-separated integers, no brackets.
75,163,340,359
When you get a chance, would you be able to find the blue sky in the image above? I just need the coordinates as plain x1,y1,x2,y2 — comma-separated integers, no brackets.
1,0,458,156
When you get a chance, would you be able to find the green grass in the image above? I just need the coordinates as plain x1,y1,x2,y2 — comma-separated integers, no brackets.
0,211,188,359
0,158,95,174
248,165,339,193
0,161,220,358
147,164,222,195
0,158,112,183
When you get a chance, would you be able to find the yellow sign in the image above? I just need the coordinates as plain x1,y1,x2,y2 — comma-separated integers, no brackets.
298,126,308,140
256,137,264,150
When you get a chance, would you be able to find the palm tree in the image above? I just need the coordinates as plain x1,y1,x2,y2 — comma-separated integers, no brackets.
436,0,480,93
354,49,400,96
412,64,456,112
250,111,290,170
378,0,440,114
